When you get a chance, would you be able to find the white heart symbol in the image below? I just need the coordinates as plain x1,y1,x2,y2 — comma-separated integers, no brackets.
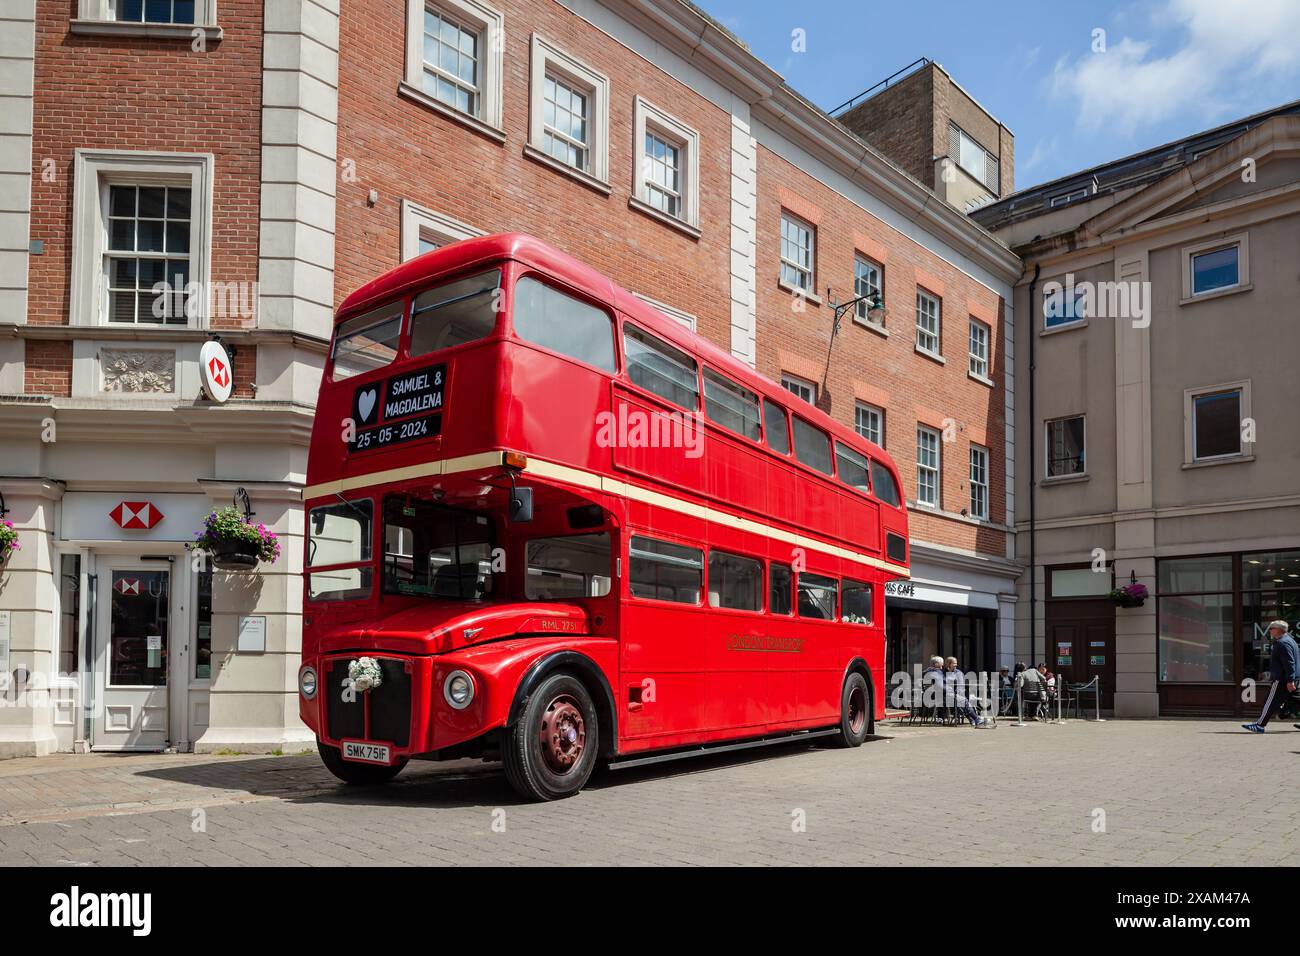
357,388,376,423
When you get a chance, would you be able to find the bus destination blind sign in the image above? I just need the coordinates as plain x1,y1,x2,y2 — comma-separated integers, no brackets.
349,364,445,453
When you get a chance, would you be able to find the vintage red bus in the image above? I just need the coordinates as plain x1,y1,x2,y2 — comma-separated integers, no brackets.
299,233,910,800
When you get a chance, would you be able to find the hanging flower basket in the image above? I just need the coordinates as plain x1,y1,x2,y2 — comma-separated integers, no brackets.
188,507,279,571
0,520,19,568
1108,582,1148,608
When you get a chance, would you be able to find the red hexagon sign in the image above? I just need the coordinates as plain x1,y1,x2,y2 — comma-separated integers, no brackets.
109,501,165,530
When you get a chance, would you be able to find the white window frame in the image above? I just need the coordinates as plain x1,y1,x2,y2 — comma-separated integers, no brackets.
69,149,214,329
780,373,817,405
949,121,999,194
1043,281,1088,331
915,289,941,358
969,443,989,520
1181,233,1249,303
853,255,884,328
73,0,221,38
527,34,610,191
854,402,883,447
1044,415,1087,480
632,292,697,332
916,425,940,507
401,0,505,140
968,317,990,382
400,200,484,262
630,96,700,234
1184,380,1252,466
779,212,815,293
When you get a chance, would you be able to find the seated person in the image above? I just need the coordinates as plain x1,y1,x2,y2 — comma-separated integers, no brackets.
942,656,986,727
1016,662,1049,718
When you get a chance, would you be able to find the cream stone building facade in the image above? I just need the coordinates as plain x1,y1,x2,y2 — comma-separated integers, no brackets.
973,104,1300,717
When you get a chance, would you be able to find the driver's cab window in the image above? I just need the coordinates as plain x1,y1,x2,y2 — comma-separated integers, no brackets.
525,533,613,600
383,496,494,599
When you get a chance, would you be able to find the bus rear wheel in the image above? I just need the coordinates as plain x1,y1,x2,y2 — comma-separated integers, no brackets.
317,739,407,785
503,672,599,801
833,672,872,748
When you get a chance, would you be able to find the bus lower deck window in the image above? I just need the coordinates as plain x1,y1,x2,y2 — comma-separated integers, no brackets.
630,535,702,603
707,550,762,611
525,533,613,600
842,580,873,624
797,573,838,620
769,563,793,615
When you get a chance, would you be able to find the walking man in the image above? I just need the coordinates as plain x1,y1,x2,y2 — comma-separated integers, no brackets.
1242,620,1299,733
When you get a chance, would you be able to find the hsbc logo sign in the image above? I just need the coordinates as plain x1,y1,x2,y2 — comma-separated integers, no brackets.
114,577,141,596
109,501,164,530
199,340,233,403
208,355,229,389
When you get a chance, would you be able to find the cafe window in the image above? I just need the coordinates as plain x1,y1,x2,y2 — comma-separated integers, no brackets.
1156,556,1233,683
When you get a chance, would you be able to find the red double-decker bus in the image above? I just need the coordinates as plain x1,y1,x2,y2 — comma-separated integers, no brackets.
299,234,910,800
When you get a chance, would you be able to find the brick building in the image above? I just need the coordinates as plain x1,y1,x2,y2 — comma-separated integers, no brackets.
0,0,1018,757
835,58,1013,213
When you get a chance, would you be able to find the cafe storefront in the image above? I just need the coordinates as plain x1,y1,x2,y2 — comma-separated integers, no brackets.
883,548,1016,706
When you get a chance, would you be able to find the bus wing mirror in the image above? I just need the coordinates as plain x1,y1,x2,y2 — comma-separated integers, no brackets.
510,486,534,523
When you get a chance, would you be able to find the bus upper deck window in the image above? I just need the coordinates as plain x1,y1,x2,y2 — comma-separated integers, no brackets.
331,305,402,381
410,268,502,356
792,416,834,476
835,442,870,493
514,277,615,371
763,399,790,455
623,325,698,411
870,459,901,508
703,369,761,441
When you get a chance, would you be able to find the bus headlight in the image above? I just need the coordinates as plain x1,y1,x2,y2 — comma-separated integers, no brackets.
299,666,318,700
444,670,475,710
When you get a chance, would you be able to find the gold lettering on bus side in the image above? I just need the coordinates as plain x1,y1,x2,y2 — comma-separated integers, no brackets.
725,633,804,654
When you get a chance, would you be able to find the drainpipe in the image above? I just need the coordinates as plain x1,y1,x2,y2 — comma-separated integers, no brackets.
1027,263,1040,666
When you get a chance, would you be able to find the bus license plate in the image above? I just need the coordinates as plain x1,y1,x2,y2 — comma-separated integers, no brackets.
342,740,391,764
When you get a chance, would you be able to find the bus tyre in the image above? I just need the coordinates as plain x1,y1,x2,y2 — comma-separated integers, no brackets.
834,672,872,748
504,672,599,801
317,740,407,785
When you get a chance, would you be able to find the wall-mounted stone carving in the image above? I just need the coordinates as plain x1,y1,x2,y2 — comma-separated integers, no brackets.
100,349,176,393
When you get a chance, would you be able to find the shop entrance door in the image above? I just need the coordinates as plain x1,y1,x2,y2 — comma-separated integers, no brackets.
1046,598,1116,711
92,564,172,751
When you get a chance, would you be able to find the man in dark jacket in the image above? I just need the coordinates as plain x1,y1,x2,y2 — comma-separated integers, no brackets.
1242,621,1299,733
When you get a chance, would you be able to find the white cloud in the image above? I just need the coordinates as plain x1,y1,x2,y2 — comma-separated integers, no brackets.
1051,0,1300,133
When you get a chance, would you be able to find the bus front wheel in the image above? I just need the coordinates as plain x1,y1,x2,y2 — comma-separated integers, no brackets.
833,672,872,748
317,739,407,785
503,672,600,801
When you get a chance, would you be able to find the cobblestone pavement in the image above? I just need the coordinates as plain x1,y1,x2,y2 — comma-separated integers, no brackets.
0,719,1295,866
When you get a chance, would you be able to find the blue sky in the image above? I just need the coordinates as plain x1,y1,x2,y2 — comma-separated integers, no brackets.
696,0,1300,191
